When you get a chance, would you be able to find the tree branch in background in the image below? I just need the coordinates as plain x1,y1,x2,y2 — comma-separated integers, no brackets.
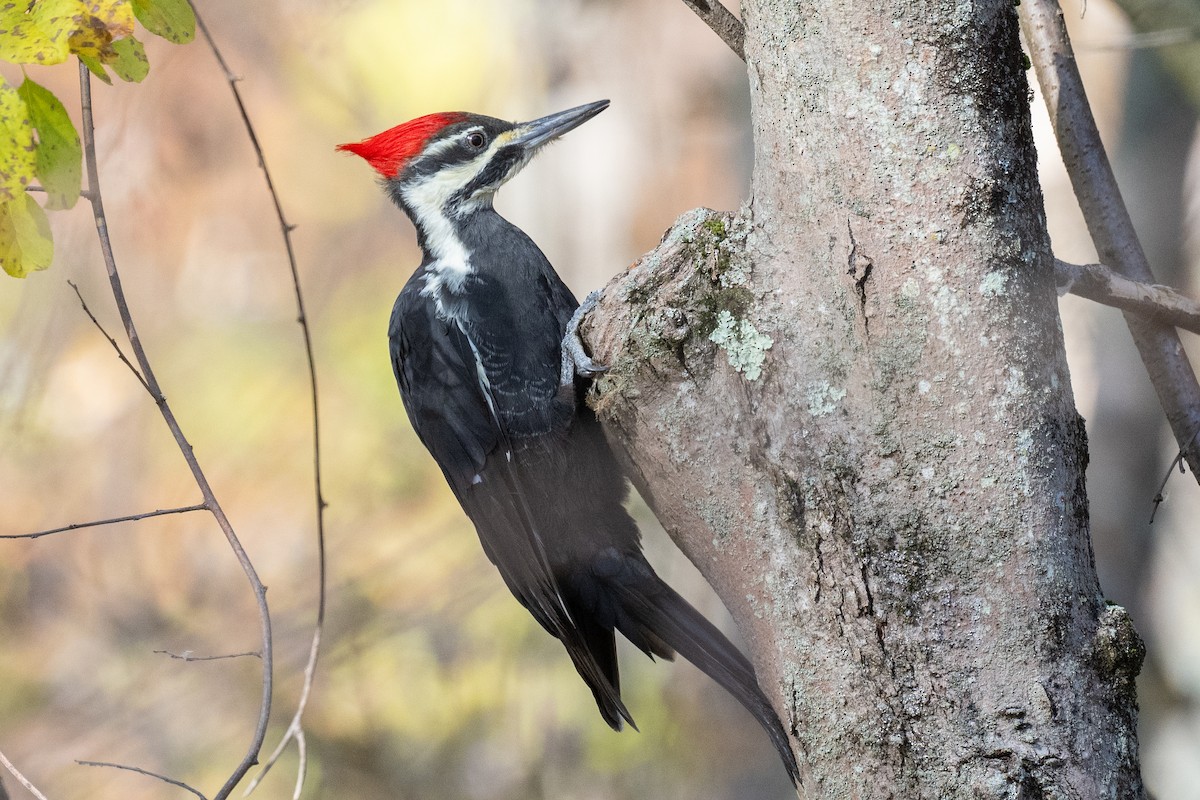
680,0,745,61
0,504,207,540
77,761,207,800
1056,259,1200,335
0,747,49,800
76,61,273,800
1081,27,1197,53
187,4,329,797
1020,0,1200,477
1106,0,1200,109
1150,451,1187,523
154,650,262,662
66,279,150,392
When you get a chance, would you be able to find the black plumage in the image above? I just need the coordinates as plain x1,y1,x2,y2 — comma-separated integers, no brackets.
343,101,799,785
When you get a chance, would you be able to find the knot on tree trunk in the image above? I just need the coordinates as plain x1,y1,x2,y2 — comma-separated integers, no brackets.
584,206,774,415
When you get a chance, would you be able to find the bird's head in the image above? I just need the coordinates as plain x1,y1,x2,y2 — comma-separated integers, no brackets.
338,100,609,224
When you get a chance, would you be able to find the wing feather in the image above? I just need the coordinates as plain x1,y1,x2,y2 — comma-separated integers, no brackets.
389,269,633,728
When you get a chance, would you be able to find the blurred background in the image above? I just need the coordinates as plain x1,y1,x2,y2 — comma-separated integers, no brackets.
0,0,1196,797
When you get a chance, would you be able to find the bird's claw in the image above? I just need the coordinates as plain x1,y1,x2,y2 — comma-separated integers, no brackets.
561,289,609,386
572,348,609,378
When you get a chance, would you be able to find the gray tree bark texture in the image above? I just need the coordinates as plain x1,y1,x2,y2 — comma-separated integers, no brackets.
582,1,1148,797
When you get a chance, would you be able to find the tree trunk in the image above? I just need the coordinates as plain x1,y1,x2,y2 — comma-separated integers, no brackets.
583,0,1147,796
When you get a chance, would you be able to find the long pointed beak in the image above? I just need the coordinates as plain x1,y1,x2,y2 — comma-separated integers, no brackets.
509,100,610,151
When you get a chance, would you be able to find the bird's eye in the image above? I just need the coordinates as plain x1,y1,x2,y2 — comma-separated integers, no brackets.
467,131,486,149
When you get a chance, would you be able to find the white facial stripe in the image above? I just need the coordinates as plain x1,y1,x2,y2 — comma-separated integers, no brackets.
404,127,531,300
421,126,485,160
403,130,519,226
455,132,529,215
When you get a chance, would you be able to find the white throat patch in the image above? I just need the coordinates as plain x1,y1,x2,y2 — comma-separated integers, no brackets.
400,128,523,312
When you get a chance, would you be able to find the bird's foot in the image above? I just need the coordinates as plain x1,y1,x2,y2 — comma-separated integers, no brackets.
561,289,609,387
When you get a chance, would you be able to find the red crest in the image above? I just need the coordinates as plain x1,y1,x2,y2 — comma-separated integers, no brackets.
337,112,468,178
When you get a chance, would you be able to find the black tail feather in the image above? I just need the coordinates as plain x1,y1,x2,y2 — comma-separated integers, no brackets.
570,612,639,731
609,561,801,786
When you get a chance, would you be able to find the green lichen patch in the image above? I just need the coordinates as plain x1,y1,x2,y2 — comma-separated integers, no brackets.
806,381,847,416
709,310,773,381
595,207,778,395
978,270,1007,297
701,216,727,240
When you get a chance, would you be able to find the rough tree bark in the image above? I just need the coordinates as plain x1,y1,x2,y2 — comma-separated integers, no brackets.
583,0,1146,796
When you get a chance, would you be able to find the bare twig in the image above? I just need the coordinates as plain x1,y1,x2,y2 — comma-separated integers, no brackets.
77,760,206,800
189,5,328,797
1080,27,1196,51
0,747,49,800
77,61,273,800
1,504,206,540
681,0,745,61
1020,0,1200,478
1108,0,1200,108
154,649,262,662
241,632,319,798
26,184,96,201
66,279,150,392
1150,451,1188,523
246,719,309,800
1055,259,1200,335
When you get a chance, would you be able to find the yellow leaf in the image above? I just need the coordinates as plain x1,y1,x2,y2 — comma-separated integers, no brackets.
0,76,37,204
0,193,54,278
85,0,135,39
0,0,136,64
67,6,114,60
0,0,74,65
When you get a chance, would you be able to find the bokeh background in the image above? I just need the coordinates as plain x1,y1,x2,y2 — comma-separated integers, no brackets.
0,1,1196,797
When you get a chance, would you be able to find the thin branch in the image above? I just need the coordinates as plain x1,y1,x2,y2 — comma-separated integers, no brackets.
77,61,273,800
1020,0,1200,478
1055,259,1200,335
188,5,329,798
0,747,49,800
154,649,262,662
67,279,150,392
0,504,206,540
1150,451,1188,523
77,761,206,800
244,717,308,800
680,0,745,61
241,631,320,798
187,4,328,796
1080,27,1197,51
25,184,96,201
1108,0,1200,108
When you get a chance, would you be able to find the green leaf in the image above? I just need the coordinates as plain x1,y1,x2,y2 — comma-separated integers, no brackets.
17,77,82,210
109,35,148,82
0,193,54,278
131,0,195,44
0,76,36,204
78,51,113,84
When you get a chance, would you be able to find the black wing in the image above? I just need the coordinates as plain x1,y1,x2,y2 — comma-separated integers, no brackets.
389,268,634,728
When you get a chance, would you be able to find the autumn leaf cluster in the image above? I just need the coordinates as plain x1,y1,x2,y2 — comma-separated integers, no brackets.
0,0,195,278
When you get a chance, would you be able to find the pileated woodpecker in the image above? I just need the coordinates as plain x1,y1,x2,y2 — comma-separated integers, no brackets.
339,101,798,784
